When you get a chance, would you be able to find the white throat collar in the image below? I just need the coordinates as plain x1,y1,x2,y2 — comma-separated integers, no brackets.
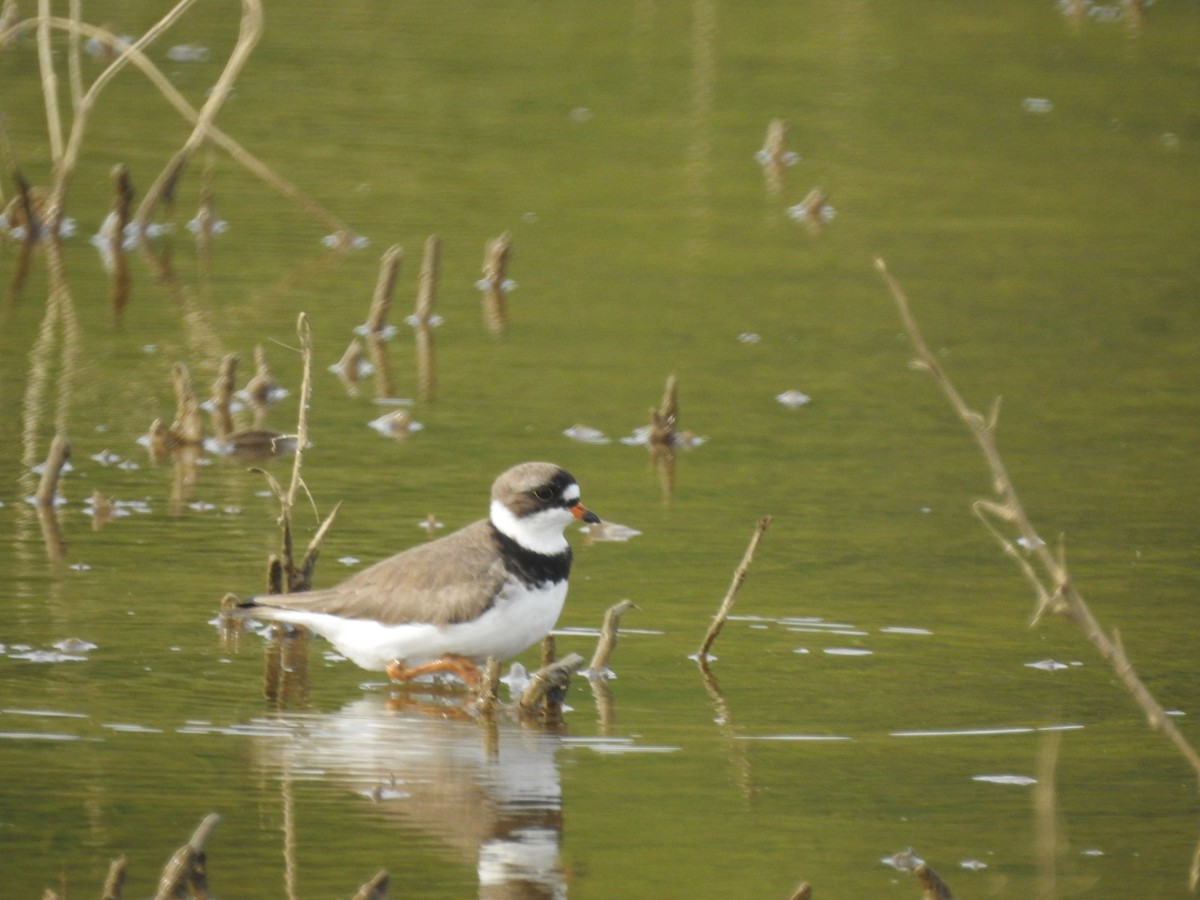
490,499,572,556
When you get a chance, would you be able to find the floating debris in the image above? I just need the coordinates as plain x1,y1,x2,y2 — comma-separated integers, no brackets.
1021,97,1054,114
823,647,873,656
368,410,423,439
960,859,989,871
775,389,811,409
579,521,641,543
563,424,611,445
418,514,443,535
337,556,360,566
1016,534,1045,549
83,31,134,59
353,322,398,341
322,232,369,250
500,662,531,695
186,214,228,235
972,774,1038,786
166,43,209,62
1025,658,1073,671
90,449,123,466
569,106,593,123
53,638,98,653
404,312,443,328
881,848,924,872
737,332,761,344
620,425,706,449
879,625,933,636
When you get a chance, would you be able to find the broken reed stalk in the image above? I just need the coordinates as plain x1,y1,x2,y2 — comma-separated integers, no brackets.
648,373,679,449
588,599,637,674
414,234,440,401
877,261,1200,794
481,232,512,335
914,863,953,900
476,656,503,714
170,362,204,445
244,344,279,429
351,870,389,900
366,245,402,400
108,163,134,316
519,652,584,717
697,516,772,661
35,433,70,506
153,812,219,900
101,854,127,900
787,883,812,900
210,352,239,441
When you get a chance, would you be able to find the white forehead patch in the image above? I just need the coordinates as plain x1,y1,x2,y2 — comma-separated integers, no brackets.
561,482,580,503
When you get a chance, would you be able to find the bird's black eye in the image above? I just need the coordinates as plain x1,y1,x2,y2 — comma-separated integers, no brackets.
532,486,554,502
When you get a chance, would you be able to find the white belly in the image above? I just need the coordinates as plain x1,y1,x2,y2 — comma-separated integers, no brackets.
261,579,569,672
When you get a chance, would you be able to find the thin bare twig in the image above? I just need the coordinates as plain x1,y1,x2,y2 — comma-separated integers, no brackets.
697,516,772,661
877,257,1200,794
588,599,637,675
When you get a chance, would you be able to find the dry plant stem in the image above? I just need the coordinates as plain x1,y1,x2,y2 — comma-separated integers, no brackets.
481,232,512,335
36,0,64,164
351,870,389,900
697,515,772,660
67,0,83,109
154,813,218,900
915,863,953,900
170,363,204,444
211,353,239,441
17,12,346,238
588,599,637,673
135,0,261,244
877,257,1200,793
367,245,402,400
368,244,403,334
476,656,502,713
45,0,203,222
788,883,812,900
285,314,313,511
102,855,127,900
109,164,134,315
35,433,70,506
519,653,584,713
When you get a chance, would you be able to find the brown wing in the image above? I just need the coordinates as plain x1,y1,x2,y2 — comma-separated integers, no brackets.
251,520,509,626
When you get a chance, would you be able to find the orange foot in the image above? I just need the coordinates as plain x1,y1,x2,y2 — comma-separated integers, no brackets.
386,654,481,688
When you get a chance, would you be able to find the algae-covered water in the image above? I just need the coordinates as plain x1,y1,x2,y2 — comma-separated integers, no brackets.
1,1,1198,896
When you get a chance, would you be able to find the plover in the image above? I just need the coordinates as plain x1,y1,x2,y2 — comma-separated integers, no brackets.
231,461,599,685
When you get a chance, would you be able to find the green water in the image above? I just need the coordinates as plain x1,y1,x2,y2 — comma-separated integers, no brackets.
2,1,1199,897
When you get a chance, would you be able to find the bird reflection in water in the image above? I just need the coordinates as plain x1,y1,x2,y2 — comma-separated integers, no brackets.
253,694,567,899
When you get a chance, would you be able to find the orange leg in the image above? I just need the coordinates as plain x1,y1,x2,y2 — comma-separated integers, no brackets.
386,654,481,688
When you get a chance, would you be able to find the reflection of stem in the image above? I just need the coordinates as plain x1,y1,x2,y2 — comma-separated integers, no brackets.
281,763,298,900
1033,729,1062,900
414,235,440,402
696,658,755,799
